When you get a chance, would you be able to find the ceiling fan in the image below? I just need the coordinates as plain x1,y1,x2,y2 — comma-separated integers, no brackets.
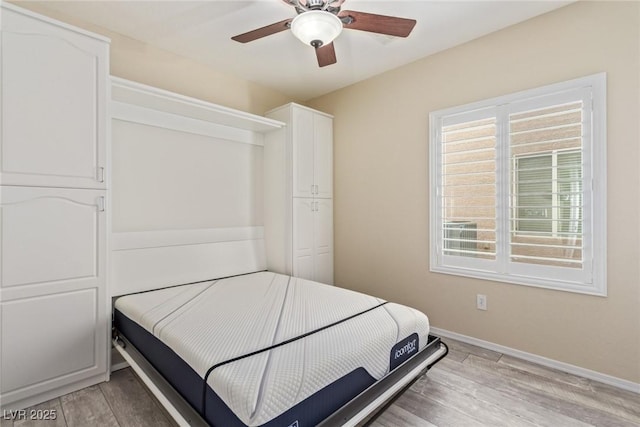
231,0,417,67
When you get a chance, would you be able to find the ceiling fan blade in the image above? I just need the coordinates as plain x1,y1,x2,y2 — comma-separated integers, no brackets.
316,42,337,67
339,10,416,38
231,18,292,43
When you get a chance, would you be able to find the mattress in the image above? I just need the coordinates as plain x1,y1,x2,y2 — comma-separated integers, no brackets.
114,271,431,427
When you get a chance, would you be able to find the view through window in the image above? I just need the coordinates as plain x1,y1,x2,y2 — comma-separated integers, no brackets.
430,74,606,294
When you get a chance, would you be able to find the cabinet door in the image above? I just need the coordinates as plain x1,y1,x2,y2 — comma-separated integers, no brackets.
292,107,315,198
313,114,333,199
0,187,105,290
0,186,107,407
314,199,334,285
292,198,315,280
0,8,109,189
1,289,106,404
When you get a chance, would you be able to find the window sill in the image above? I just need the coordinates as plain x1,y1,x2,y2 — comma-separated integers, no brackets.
429,265,607,297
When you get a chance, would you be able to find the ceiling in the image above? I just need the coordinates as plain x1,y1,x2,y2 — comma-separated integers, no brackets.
32,0,573,100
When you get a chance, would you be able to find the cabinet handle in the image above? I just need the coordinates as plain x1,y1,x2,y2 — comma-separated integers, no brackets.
97,167,105,183
311,184,315,195
314,185,319,194
315,201,319,212
97,196,105,212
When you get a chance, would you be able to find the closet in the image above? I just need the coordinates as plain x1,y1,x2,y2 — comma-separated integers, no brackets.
0,4,110,409
264,103,334,285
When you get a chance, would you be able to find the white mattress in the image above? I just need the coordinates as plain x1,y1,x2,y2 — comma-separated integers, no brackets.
115,271,430,426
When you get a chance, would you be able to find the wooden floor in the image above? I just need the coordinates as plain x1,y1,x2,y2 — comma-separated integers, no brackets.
3,338,639,427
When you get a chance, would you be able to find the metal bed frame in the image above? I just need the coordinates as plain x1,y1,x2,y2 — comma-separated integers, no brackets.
113,332,448,427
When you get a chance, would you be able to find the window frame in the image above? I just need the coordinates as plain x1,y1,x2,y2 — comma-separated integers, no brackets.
429,73,607,296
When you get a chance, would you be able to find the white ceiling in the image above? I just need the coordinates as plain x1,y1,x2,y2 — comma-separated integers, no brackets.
33,0,573,100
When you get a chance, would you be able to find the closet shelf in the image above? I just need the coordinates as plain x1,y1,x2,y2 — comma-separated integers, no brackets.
111,77,285,133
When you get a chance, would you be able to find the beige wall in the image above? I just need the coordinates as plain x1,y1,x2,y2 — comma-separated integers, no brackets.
309,1,640,383
11,1,292,115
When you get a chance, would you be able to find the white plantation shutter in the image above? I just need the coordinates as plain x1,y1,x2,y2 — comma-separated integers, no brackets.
441,114,496,260
557,151,583,236
510,100,584,269
430,74,606,295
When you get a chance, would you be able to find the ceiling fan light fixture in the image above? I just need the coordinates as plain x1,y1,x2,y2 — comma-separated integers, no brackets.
290,10,343,48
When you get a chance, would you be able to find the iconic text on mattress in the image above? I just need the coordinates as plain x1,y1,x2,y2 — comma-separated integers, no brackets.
394,338,417,360
390,333,420,371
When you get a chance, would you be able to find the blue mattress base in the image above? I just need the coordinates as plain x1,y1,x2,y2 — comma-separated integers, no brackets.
115,309,377,427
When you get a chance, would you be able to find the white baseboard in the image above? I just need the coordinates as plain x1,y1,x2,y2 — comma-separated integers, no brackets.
430,327,640,394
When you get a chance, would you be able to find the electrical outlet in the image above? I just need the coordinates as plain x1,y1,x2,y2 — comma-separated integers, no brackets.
476,294,487,311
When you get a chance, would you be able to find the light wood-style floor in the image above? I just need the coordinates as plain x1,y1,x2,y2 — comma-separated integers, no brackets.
3,338,639,427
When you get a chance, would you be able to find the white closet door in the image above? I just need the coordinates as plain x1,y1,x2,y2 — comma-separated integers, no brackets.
0,187,104,290
292,198,315,280
1,289,104,400
292,107,315,198
314,198,334,285
0,8,108,189
0,186,107,405
313,114,333,199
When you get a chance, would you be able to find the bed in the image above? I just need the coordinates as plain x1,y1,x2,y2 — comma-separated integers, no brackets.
109,78,447,426
113,271,447,426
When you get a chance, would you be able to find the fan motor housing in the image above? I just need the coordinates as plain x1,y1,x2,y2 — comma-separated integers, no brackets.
307,0,325,9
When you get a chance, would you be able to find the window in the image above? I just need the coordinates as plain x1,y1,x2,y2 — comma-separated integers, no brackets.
430,74,606,295
514,150,582,236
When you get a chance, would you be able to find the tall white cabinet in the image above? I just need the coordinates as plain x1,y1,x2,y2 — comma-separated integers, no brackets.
265,103,334,285
0,4,110,410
